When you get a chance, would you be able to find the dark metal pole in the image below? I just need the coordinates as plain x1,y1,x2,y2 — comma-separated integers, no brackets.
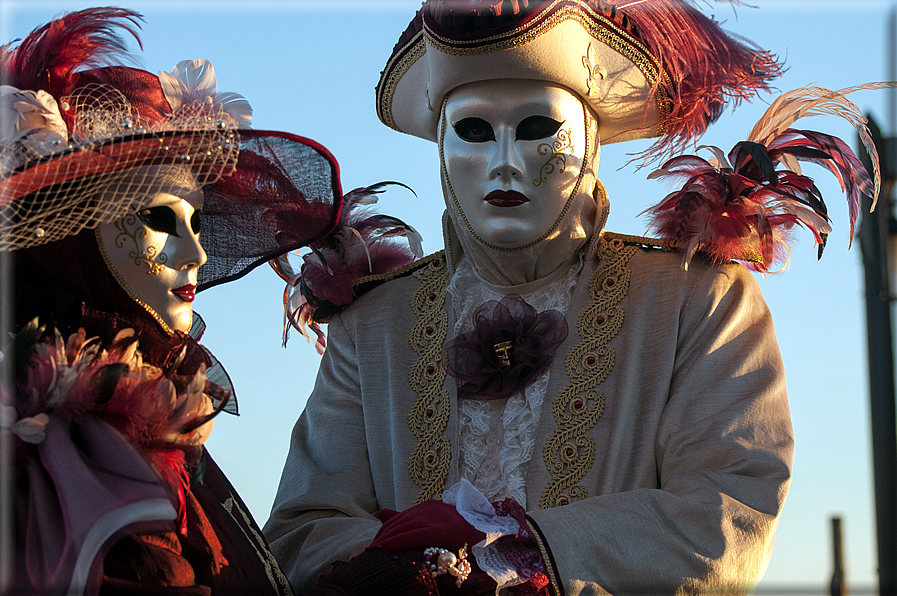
858,115,897,596
830,516,846,596
889,6,896,134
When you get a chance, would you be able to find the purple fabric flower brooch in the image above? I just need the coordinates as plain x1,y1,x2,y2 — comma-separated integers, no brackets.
443,295,568,400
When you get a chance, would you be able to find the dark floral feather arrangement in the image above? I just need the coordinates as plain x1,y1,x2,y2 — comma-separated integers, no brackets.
643,83,894,272
269,182,422,353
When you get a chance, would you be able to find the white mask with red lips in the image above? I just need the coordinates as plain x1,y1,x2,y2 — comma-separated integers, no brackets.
439,79,604,287
97,166,207,334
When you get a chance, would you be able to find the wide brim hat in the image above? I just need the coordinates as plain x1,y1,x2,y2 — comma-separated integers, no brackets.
376,0,782,160
1,8,342,290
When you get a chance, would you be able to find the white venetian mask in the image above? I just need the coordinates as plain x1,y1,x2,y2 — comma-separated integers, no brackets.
440,79,596,249
97,167,207,333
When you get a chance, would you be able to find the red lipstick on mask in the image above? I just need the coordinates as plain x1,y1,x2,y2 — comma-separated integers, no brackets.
172,284,196,302
484,190,529,207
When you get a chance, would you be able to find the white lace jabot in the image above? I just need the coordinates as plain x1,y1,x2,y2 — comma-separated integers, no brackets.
447,256,580,505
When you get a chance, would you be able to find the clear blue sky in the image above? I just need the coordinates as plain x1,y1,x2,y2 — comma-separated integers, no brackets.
3,1,893,592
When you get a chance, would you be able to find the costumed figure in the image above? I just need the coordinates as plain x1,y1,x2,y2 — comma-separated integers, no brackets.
1,9,343,595
263,1,885,594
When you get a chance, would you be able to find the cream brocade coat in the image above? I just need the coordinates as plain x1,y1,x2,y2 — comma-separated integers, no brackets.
263,232,794,595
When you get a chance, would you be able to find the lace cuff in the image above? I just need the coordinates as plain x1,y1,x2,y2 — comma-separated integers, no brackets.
444,480,560,595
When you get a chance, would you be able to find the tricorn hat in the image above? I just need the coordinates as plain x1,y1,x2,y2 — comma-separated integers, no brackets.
376,0,782,160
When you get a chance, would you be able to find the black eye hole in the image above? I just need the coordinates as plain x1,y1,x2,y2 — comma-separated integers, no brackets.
190,209,202,235
516,116,564,141
137,206,179,236
452,117,495,143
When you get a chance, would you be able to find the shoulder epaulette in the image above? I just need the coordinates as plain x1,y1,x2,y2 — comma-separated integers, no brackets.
602,231,676,252
353,250,446,297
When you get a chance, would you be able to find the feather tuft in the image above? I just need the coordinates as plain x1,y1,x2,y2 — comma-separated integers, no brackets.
643,85,886,272
0,8,143,98
619,0,782,165
12,324,221,532
270,182,420,350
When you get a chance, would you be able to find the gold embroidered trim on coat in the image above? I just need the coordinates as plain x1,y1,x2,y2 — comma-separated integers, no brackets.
526,518,563,595
355,251,441,287
602,231,675,252
539,235,637,509
407,252,451,503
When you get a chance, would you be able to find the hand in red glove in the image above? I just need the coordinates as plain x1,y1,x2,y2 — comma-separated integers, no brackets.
371,500,487,553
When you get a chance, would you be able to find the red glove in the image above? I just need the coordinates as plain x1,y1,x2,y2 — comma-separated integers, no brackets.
371,500,486,553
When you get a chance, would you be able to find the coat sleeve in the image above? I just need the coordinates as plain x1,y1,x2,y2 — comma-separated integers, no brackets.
263,313,382,593
527,262,794,594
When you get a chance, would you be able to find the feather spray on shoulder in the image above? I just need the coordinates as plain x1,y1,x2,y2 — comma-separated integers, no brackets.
643,83,895,272
269,182,423,353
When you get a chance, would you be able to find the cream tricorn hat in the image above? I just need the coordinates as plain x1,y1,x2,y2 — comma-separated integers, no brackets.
376,0,782,160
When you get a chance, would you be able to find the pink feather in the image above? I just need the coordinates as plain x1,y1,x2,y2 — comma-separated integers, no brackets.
274,182,421,349
644,84,885,272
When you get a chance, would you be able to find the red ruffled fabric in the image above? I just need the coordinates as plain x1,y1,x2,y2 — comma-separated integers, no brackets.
490,499,550,595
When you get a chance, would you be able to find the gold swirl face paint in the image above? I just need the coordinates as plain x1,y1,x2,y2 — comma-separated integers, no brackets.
97,166,206,333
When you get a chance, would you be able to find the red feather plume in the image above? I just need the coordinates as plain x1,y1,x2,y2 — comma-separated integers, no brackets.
0,7,143,97
618,0,782,164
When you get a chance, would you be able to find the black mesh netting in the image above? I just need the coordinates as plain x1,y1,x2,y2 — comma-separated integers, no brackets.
197,129,342,291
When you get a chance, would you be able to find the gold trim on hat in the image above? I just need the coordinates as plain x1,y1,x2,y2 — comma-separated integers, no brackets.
424,3,672,133
377,30,426,131
377,0,672,139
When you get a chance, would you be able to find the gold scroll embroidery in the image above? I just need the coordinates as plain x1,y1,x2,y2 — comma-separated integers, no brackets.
112,213,166,275
95,227,178,336
407,251,451,503
539,235,637,509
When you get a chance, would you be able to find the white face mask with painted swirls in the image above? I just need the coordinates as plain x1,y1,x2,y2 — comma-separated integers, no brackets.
439,79,603,286
97,167,207,333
